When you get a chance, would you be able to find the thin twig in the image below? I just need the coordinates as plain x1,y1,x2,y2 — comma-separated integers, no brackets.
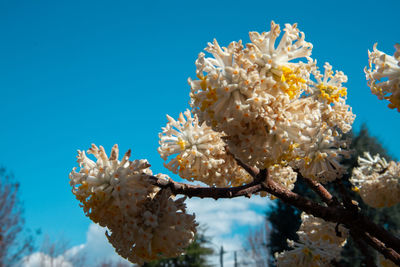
350,229,377,267
352,228,400,266
227,148,259,178
299,173,339,206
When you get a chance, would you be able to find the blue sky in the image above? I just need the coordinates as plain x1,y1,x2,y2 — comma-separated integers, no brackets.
1,0,400,264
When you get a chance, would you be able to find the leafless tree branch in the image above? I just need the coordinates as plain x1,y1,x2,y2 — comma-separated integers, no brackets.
147,161,400,266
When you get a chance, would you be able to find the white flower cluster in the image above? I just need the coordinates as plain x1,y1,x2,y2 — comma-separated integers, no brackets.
298,213,348,247
366,43,400,112
275,213,348,266
158,110,252,186
69,144,197,265
350,152,400,208
188,21,355,184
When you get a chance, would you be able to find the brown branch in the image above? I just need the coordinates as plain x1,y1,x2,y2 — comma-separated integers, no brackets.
334,180,400,253
355,214,400,255
266,178,400,255
147,173,349,223
352,228,400,266
147,175,263,199
350,229,377,267
227,148,259,178
299,174,339,206
147,167,400,257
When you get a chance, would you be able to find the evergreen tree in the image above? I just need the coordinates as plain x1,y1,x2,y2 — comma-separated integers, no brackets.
143,228,214,267
266,124,400,266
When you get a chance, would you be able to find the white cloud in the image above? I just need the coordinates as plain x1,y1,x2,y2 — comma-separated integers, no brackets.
66,223,131,265
186,195,268,236
21,224,130,267
20,253,73,267
22,195,269,267
185,195,270,266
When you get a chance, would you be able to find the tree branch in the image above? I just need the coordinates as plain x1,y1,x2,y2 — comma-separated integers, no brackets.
147,174,349,223
227,148,259,178
147,175,263,199
351,228,400,266
147,166,400,257
350,229,377,267
299,173,339,206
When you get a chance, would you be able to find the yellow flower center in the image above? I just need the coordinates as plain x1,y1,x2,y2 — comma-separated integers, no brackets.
317,83,347,104
177,138,187,151
276,65,306,99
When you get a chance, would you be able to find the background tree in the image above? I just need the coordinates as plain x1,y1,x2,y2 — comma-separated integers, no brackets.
265,124,400,266
143,228,214,267
0,167,34,266
246,223,270,267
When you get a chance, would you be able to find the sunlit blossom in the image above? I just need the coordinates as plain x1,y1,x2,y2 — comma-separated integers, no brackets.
351,153,400,208
366,43,400,111
158,110,251,186
69,145,197,264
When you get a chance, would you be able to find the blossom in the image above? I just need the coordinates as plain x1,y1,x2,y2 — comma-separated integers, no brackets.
365,43,400,112
269,164,297,191
245,21,313,77
320,98,355,134
189,21,353,173
298,213,348,247
189,21,314,135
158,110,251,186
350,153,400,208
69,144,197,264
275,238,341,267
356,152,389,174
275,213,347,267
311,62,348,104
245,21,313,101
296,123,350,183
189,39,261,133
69,144,155,225
224,121,301,168
106,188,197,265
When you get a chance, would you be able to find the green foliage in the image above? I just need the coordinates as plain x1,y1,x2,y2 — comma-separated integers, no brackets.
266,124,400,266
142,229,214,267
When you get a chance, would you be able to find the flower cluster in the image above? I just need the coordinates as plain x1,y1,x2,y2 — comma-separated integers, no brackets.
69,144,197,264
67,22,400,266
275,213,348,266
350,152,400,208
158,110,252,186
366,43,400,112
189,21,355,184
297,213,348,247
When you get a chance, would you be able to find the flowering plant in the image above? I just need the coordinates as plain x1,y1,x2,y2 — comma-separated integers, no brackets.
69,22,400,266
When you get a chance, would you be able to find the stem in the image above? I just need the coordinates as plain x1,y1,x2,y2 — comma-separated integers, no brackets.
350,229,377,267
300,174,339,206
352,228,400,266
147,166,400,257
147,175,263,199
